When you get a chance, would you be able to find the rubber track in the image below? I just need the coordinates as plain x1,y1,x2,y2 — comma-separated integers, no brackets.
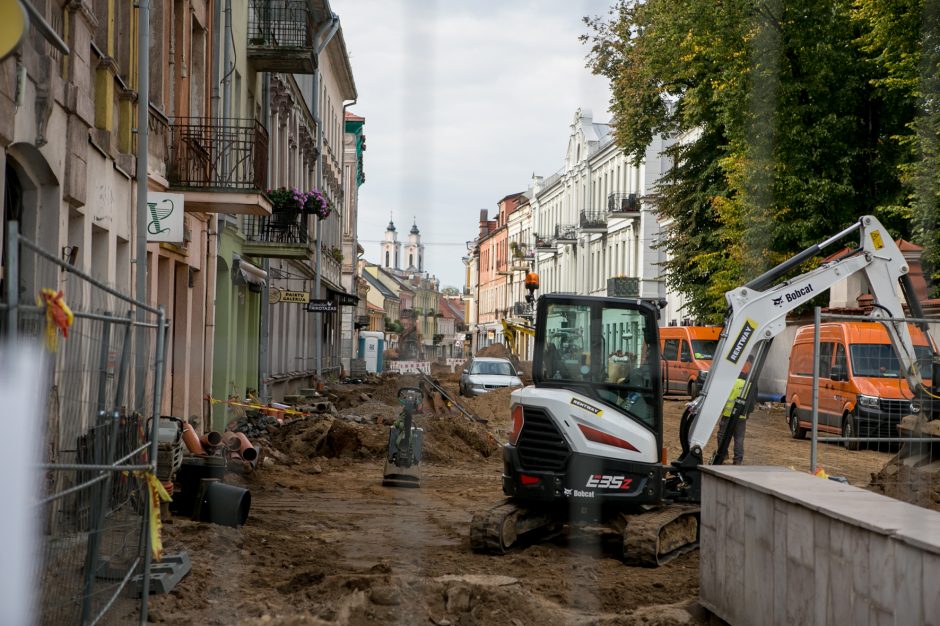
469,500,521,554
622,505,700,567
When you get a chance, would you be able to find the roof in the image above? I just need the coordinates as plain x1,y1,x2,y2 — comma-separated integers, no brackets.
367,303,384,313
361,270,399,300
345,111,365,122
377,266,415,294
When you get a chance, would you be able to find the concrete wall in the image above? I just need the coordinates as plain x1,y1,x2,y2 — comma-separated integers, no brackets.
700,466,940,626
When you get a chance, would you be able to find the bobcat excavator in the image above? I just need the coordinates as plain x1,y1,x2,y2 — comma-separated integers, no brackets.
470,215,939,566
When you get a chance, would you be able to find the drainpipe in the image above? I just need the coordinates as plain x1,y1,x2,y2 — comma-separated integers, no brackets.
223,0,233,123
340,97,356,371
134,0,151,414
259,75,271,402
204,217,218,429
211,0,223,117
313,13,340,380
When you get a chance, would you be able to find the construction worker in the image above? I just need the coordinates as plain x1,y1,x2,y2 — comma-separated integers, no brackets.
715,372,748,465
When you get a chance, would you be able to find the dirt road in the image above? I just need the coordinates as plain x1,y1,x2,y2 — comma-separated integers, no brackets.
148,385,893,625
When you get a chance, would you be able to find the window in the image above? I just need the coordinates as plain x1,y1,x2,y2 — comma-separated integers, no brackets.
691,340,718,360
663,339,679,362
680,341,692,363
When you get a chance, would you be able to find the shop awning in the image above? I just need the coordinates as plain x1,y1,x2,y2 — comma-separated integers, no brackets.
328,287,359,307
233,256,267,292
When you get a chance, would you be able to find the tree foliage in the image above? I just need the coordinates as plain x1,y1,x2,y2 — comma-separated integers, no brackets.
584,0,939,322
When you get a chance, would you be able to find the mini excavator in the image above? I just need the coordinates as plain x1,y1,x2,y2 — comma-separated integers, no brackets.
471,215,939,565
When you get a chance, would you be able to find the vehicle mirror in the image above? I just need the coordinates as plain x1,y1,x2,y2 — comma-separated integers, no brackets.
461,369,468,374
830,364,846,381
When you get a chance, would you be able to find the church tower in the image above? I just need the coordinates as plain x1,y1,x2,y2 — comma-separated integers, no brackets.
381,217,400,270
404,219,424,273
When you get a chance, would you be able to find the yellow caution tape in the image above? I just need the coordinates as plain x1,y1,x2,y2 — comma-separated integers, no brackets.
122,470,171,561
207,396,314,418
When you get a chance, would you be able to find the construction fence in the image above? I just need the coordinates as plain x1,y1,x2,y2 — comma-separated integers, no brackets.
804,308,940,510
1,222,167,625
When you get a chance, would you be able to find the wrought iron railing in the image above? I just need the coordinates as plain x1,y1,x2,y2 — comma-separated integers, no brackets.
534,234,555,249
608,192,639,214
248,0,314,50
167,118,268,192
580,210,608,230
513,301,535,317
554,224,578,241
242,213,309,245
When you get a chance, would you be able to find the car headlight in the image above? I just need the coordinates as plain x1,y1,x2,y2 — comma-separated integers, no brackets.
910,402,921,414
858,394,879,408
697,370,708,382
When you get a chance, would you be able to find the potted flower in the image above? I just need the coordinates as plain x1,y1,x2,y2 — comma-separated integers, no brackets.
304,189,330,219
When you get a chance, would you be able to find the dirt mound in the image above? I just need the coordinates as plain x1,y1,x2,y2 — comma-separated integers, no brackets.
418,415,500,462
868,452,940,512
460,387,515,425
272,417,387,461
476,343,511,359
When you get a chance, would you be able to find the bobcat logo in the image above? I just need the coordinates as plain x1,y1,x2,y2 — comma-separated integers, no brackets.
772,296,783,307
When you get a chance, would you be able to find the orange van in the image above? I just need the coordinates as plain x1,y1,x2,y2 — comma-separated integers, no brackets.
785,322,936,448
660,326,722,398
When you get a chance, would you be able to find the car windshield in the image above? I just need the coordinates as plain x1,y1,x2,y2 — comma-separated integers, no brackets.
849,344,936,378
470,361,514,376
691,339,718,360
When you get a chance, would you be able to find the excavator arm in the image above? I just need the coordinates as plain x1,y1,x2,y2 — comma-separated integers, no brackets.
678,215,929,468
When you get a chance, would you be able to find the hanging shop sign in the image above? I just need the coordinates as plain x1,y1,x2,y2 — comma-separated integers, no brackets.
0,1,27,61
328,289,359,307
305,299,337,313
280,290,310,304
146,192,185,243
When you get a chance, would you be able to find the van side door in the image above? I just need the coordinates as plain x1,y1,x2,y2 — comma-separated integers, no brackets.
829,343,851,426
817,342,838,428
663,339,680,393
679,339,694,391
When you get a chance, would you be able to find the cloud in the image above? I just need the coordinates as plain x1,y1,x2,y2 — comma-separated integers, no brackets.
332,0,612,287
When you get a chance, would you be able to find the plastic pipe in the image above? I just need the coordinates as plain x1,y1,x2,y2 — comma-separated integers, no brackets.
222,431,242,451
181,422,207,455
200,431,223,449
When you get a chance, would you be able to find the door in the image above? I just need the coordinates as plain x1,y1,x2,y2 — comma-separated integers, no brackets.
678,340,694,391
830,343,850,426
662,339,680,393
816,342,838,429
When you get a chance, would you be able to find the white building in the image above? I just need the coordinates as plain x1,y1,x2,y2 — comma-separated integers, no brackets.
531,108,681,323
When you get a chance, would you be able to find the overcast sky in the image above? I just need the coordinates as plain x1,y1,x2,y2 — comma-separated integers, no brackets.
331,0,614,288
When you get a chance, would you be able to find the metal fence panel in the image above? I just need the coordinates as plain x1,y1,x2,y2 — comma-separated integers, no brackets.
2,223,166,625
806,308,940,510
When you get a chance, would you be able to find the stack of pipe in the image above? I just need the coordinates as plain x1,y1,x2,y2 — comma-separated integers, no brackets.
222,431,261,474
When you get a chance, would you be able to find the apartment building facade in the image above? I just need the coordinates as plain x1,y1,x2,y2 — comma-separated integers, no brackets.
0,0,362,432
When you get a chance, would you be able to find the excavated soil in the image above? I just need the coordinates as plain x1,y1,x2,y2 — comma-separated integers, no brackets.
148,381,899,625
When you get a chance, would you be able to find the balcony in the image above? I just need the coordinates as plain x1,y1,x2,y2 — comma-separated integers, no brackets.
167,118,271,215
580,210,608,233
554,224,578,244
608,192,640,217
512,301,535,318
241,213,311,259
608,276,640,297
247,0,316,73
534,234,556,252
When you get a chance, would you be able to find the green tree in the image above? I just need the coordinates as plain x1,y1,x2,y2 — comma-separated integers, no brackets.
584,0,932,320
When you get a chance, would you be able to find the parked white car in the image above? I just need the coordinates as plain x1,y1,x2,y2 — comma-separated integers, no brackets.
459,357,524,396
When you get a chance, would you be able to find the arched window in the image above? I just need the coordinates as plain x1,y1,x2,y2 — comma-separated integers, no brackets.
385,251,389,267
409,253,414,268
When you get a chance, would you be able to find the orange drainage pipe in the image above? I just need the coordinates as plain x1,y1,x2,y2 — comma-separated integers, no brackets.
233,432,258,463
181,422,207,455
221,431,242,452
200,431,223,449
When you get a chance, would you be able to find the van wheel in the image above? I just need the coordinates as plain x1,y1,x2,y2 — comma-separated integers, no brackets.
842,411,860,451
789,406,806,439
688,380,699,399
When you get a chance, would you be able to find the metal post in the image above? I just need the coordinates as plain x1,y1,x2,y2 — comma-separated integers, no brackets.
135,0,151,407
259,258,270,403
139,306,165,625
6,221,18,337
113,312,134,410
315,218,321,378
96,317,112,414
811,306,820,473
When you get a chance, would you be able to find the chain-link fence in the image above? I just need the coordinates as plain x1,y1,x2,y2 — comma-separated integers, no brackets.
799,308,940,510
1,222,166,625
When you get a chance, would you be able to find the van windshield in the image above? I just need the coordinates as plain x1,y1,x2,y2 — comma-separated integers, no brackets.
691,339,718,360
850,344,935,378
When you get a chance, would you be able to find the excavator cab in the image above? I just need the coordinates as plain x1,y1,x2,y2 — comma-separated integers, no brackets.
533,294,664,441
